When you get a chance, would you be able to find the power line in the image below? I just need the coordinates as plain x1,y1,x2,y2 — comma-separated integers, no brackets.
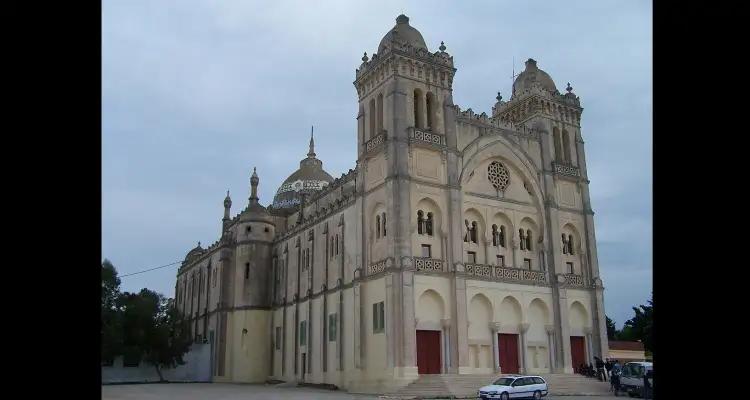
119,260,183,278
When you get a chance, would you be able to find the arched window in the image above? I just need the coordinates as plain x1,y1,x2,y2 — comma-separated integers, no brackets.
369,98,376,139
382,213,387,237
526,229,532,251
471,221,478,243
330,239,334,258
562,234,568,254
499,225,506,248
426,92,435,130
553,127,562,162
568,234,574,255
417,210,424,235
562,129,571,163
336,234,339,255
519,229,526,250
492,224,498,246
377,93,384,133
414,89,424,129
426,212,434,236
464,220,470,242
376,215,381,238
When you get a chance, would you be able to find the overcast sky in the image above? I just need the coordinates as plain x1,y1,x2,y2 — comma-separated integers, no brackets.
102,0,652,328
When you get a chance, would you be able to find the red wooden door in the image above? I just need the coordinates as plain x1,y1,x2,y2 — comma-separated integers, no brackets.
498,333,519,374
570,336,586,370
416,330,442,374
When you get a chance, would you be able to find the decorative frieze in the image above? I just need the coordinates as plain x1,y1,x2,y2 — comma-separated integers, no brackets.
414,257,445,273
552,162,581,178
365,132,386,152
563,273,584,287
368,258,388,275
409,128,446,146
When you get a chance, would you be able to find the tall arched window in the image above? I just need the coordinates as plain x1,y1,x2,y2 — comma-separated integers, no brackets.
567,234,574,255
369,99,376,139
492,224,498,246
414,89,424,129
553,127,562,162
499,225,506,247
330,239,334,258
335,234,339,255
562,233,568,254
519,229,526,250
426,212,434,236
376,215,381,238
471,221,478,243
382,213,387,237
377,93,384,133
526,229,532,251
426,92,435,130
417,210,424,235
464,220,470,242
562,129,571,163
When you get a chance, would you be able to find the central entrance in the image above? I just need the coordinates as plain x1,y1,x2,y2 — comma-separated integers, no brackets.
498,333,519,374
416,330,441,374
570,336,586,370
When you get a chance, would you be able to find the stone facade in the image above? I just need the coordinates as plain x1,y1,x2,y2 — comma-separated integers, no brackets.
174,14,608,393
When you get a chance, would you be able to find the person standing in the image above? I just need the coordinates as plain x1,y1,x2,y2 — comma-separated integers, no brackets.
605,358,613,381
643,369,653,399
595,356,606,382
611,360,622,394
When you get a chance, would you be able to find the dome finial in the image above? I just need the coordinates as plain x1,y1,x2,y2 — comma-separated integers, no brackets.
439,41,446,52
396,14,409,24
307,126,316,158
362,52,369,62
496,91,502,102
566,82,573,93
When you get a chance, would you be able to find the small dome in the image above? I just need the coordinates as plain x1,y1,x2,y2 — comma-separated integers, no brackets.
377,14,428,54
184,243,204,263
512,59,558,98
271,131,334,213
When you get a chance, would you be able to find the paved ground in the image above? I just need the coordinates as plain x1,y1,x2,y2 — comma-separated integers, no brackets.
102,383,627,400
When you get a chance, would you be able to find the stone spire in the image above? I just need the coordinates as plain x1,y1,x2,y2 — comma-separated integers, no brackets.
249,167,259,204
307,126,316,158
223,190,232,219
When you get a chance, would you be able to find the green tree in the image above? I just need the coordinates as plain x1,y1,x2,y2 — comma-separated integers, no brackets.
605,315,618,340
119,289,192,381
102,259,123,364
620,293,653,353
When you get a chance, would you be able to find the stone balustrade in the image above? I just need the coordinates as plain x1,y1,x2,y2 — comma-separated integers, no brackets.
563,273,584,287
368,258,387,275
365,131,386,152
413,257,445,273
552,162,581,178
465,263,548,284
409,128,446,146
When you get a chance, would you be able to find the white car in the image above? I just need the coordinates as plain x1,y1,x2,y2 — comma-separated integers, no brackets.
618,361,653,397
478,375,549,400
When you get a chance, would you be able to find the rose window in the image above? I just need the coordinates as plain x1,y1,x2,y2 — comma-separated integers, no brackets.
487,161,510,191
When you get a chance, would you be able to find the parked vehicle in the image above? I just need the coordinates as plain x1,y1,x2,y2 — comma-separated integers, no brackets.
478,375,548,399
618,361,653,397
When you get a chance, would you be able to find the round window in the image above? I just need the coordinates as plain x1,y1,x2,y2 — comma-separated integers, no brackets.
487,161,510,191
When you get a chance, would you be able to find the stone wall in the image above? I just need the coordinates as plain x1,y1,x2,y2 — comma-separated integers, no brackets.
102,343,211,384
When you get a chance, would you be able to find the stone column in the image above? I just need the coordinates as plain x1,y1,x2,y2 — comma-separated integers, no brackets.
483,236,490,265
441,319,452,373
545,325,556,373
519,323,530,374
584,326,594,365
491,322,502,372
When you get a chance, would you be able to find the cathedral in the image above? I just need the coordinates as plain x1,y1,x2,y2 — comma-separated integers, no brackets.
174,14,608,393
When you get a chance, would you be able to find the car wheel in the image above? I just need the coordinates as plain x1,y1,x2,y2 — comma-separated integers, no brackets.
533,390,542,400
500,392,509,400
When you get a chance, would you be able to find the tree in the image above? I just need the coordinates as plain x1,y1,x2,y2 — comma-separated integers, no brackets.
102,259,123,364
119,288,192,381
620,292,653,354
605,315,618,340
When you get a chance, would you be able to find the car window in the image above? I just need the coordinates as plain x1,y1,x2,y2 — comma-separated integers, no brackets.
533,377,544,384
494,377,515,386
512,378,524,386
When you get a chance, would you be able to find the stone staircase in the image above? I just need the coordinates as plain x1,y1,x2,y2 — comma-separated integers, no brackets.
383,373,611,399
